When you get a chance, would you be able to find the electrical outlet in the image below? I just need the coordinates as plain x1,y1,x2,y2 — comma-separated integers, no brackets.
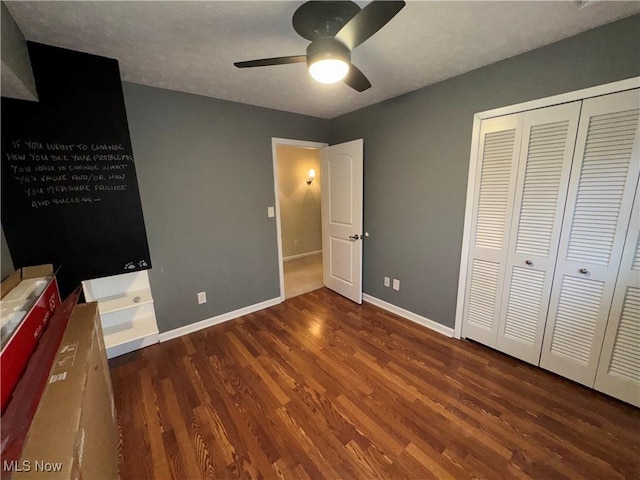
197,291,207,304
392,279,400,291
384,276,390,287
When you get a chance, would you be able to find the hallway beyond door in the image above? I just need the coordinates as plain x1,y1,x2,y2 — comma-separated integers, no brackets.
284,252,322,299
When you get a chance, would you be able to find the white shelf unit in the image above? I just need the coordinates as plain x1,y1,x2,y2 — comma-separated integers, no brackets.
82,270,159,359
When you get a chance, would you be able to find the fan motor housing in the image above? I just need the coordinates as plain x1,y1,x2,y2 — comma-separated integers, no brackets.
292,1,360,41
306,38,351,68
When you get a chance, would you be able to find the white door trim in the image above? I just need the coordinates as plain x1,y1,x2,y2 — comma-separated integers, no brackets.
454,77,640,339
271,137,328,302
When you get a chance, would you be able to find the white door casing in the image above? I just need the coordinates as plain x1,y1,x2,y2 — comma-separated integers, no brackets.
595,180,640,407
321,139,364,304
495,102,581,365
539,89,640,386
461,114,522,347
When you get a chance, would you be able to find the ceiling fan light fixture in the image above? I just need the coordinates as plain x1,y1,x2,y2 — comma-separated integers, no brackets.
235,1,407,92
309,58,350,84
306,38,350,85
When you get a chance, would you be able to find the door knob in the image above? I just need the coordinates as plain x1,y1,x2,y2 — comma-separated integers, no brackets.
579,268,589,275
525,260,533,266
348,234,360,241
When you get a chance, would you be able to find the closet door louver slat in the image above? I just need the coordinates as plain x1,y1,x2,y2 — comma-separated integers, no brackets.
548,276,605,364
462,115,522,347
474,131,518,250
496,103,581,365
540,89,640,387
594,180,640,407
466,260,500,331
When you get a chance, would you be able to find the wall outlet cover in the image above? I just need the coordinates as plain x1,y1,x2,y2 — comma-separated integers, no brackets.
384,276,390,287
197,291,207,304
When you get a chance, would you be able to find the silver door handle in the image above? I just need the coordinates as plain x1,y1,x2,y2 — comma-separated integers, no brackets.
579,268,589,274
348,234,360,241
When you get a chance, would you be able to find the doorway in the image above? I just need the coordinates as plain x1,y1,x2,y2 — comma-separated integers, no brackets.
272,138,327,300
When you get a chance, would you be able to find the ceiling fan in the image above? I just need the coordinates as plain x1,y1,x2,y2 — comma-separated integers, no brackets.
234,1,406,92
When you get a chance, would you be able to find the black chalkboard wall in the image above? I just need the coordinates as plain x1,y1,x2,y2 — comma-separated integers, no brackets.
1,43,151,296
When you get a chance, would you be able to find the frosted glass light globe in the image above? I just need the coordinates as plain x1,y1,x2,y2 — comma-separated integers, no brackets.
309,59,349,84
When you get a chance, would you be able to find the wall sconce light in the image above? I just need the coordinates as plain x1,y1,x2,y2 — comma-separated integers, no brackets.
306,168,316,185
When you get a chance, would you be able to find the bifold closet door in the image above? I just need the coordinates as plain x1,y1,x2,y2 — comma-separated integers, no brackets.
594,180,640,407
540,89,640,387
462,114,522,347
495,102,581,365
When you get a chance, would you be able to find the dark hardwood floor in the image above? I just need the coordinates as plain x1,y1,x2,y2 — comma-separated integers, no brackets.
110,288,640,480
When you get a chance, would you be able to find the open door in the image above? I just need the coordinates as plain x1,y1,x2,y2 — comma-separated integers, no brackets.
321,139,363,304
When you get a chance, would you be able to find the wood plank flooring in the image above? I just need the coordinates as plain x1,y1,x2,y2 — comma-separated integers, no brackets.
110,288,640,480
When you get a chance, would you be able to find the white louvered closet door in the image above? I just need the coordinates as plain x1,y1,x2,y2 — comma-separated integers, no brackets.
540,89,640,387
594,180,640,407
495,102,581,365
462,114,522,347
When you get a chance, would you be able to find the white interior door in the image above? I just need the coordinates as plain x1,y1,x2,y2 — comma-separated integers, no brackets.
496,102,581,365
321,139,363,304
594,180,640,407
540,89,640,386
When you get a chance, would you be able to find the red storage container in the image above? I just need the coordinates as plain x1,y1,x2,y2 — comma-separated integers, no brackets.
1,265,61,412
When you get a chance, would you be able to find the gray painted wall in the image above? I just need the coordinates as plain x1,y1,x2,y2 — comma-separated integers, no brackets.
0,2,37,101
122,83,329,333
330,14,640,329
1,226,14,280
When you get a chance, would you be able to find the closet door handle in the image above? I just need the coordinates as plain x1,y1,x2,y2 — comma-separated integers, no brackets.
579,268,589,275
525,260,533,266
348,234,360,241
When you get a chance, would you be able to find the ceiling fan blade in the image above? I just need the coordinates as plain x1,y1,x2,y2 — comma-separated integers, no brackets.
234,55,307,68
334,1,406,50
344,64,371,92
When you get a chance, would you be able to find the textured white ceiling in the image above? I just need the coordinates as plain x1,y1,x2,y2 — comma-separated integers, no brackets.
5,1,640,119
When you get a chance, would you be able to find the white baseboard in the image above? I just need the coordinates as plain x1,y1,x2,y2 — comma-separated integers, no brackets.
158,297,282,342
158,293,452,343
363,294,454,338
283,250,322,262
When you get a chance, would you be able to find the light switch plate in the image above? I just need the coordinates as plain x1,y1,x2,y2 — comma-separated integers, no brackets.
392,279,400,291
268,206,275,218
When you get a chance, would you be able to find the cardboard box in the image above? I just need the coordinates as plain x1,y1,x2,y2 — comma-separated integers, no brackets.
1,289,81,476
0,287,80,478
12,303,117,480
1,265,61,412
